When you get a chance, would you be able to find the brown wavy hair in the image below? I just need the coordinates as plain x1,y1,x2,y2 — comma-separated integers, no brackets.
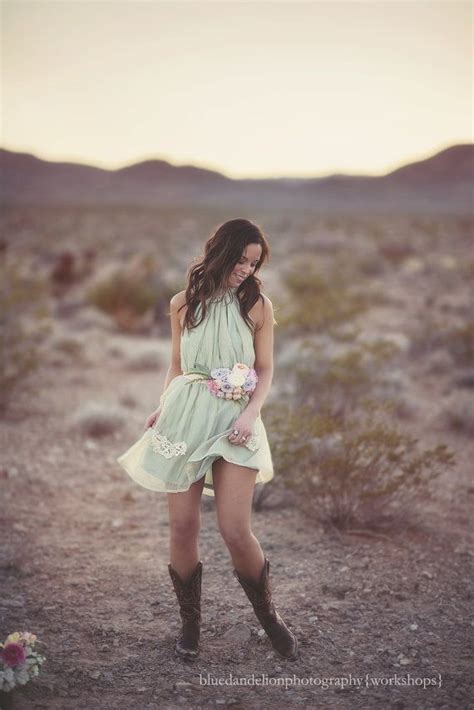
178,219,271,333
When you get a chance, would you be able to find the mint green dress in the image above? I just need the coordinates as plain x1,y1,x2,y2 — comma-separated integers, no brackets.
116,286,274,497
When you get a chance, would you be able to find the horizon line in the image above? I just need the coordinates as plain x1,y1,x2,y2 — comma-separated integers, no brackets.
1,140,471,181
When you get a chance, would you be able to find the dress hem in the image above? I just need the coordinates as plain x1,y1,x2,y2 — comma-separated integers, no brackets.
116,452,274,497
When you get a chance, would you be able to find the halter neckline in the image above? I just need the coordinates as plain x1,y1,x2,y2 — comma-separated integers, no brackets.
208,285,239,304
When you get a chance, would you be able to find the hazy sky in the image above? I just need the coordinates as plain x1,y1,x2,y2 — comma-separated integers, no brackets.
2,0,472,178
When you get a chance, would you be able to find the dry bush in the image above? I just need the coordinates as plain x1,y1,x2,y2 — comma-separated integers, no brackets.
49,334,86,362
0,256,52,412
86,259,179,334
67,306,116,333
410,318,474,368
276,256,379,335
266,404,455,531
265,328,454,528
354,251,385,277
50,250,77,295
279,337,399,418
459,257,474,281
263,245,450,528
70,402,127,437
442,322,474,368
118,393,138,408
441,392,474,436
124,347,164,372
87,266,157,333
48,248,97,298
378,240,416,265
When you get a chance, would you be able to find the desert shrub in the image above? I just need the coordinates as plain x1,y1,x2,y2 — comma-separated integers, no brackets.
441,392,474,436
264,331,453,526
266,404,455,531
278,337,399,418
0,255,52,412
152,279,184,330
119,393,138,408
86,258,180,334
71,402,127,437
459,257,474,281
124,347,163,371
378,240,416,265
354,251,385,277
50,250,77,294
410,319,474,367
276,256,376,335
50,334,86,362
442,322,474,368
87,260,159,333
48,247,97,297
67,306,116,333
424,349,454,374
88,269,155,319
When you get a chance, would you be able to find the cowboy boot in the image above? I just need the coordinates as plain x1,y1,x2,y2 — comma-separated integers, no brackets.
168,560,202,660
233,557,299,660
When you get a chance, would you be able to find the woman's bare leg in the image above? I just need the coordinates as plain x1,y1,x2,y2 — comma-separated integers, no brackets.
212,458,299,659
212,457,265,583
167,475,205,581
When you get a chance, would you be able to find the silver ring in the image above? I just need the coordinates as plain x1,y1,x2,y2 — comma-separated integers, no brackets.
233,429,239,435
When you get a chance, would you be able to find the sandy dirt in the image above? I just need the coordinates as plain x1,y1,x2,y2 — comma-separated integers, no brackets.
1,208,473,709
1,321,473,710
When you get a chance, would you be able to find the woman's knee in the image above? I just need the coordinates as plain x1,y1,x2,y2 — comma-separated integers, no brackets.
218,522,253,551
169,516,200,543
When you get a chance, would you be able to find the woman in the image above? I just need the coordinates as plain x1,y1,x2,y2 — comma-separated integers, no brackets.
117,219,298,661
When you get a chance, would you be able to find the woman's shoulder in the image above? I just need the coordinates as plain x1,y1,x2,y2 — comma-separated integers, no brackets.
258,292,273,307
251,292,275,330
170,290,187,309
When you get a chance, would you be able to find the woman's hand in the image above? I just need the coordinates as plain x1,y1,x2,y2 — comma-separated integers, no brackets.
144,406,162,431
228,409,258,446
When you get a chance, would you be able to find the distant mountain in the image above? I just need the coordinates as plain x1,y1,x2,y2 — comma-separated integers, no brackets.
384,144,473,184
115,159,230,185
0,144,472,214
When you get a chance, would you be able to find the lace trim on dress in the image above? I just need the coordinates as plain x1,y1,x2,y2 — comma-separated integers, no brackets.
151,430,187,458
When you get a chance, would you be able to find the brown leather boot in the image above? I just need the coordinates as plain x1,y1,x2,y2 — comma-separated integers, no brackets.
168,560,202,660
233,557,299,660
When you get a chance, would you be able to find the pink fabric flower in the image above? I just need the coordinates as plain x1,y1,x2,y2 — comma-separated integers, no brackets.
206,380,220,394
1,641,27,667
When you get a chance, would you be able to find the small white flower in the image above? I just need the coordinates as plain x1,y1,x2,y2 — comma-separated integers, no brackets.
232,362,250,374
16,668,29,685
228,372,246,387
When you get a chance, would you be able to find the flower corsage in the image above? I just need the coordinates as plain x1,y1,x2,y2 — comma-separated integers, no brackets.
208,363,258,401
0,631,46,693
184,362,258,402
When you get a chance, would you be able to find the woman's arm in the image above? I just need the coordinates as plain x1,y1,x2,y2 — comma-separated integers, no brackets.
157,292,185,406
245,295,275,417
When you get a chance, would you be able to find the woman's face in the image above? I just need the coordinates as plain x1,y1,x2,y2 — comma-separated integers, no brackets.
229,243,262,287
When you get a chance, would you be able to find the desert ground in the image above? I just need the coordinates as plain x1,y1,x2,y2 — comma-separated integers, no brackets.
1,206,473,710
